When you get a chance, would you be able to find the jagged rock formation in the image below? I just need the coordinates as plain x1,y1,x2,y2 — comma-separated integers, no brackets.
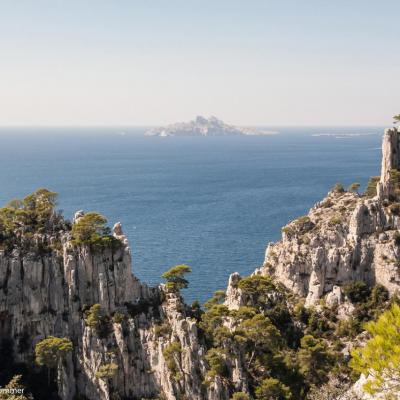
246,127,400,306
377,127,400,199
0,219,212,400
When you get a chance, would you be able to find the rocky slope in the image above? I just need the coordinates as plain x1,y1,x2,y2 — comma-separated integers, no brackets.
253,127,400,306
0,213,212,400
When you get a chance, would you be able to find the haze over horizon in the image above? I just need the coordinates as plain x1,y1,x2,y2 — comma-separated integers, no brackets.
1,1,400,127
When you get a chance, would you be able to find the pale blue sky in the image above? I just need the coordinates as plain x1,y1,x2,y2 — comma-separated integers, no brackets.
1,0,399,126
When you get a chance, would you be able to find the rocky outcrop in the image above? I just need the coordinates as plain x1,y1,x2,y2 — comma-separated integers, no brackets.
224,127,400,308
377,127,400,199
0,220,212,400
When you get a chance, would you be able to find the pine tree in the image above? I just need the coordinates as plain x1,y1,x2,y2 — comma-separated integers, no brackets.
350,303,400,397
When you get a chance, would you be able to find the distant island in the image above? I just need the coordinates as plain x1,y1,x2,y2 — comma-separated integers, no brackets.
145,115,277,137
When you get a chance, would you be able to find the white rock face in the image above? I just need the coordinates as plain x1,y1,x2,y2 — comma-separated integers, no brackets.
227,128,400,310
0,224,222,400
259,189,400,306
377,127,400,199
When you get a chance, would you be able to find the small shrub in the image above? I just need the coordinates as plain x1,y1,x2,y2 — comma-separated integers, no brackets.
390,169,400,198
162,341,182,380
348,182,360,193
154,322,172,339
389,203,400,216
95,362,118,379
322,199,334,208
255,377,292,400
205,347,227,381
84,304,112,338
342,281,370,304
329,216,342,226
364,176,380,197
230,393,250,400
112,312,126,324
333,183,345,193
282,216,314,236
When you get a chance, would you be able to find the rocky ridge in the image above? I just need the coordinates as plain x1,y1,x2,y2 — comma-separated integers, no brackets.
248,127,400,307
0,217,211,400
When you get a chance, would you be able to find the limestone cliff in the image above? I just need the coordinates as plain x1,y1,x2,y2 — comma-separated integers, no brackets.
249,127,400,307
0,216,212,400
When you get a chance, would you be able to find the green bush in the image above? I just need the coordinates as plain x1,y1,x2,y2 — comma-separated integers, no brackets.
348,182,360,193
332,183,345,193
111,312,126,324
84,304,112,338
205,348,227,381
328,216,342,226
364,176,380,197
255,377,292,400
71,212,118,247
298,335,336,386
282,216,314,236
95,363,118,380
342,281,370,304
230,392,250,400
154,322,172,338
162,342,182,380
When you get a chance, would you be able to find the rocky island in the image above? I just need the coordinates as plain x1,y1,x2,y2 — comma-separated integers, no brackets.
145,116,274,137
1,127,400,399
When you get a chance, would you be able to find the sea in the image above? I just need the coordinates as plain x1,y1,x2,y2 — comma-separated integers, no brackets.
0,126,384,303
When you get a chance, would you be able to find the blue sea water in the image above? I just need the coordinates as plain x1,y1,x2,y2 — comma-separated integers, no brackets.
0,127,384,303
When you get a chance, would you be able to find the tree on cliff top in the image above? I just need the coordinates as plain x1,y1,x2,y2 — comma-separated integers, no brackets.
0,188,59,235
350,303,400,398
71,212,116,246
393,114,400,124
348,182,360,194
161,264,192,292
0,188,63,254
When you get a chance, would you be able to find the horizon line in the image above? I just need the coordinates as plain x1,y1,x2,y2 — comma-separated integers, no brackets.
0,124,389,129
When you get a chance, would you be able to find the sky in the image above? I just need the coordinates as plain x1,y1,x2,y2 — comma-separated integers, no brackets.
0,0,400,127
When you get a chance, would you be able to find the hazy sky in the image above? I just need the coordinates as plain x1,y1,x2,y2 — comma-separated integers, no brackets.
1,0,400,126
